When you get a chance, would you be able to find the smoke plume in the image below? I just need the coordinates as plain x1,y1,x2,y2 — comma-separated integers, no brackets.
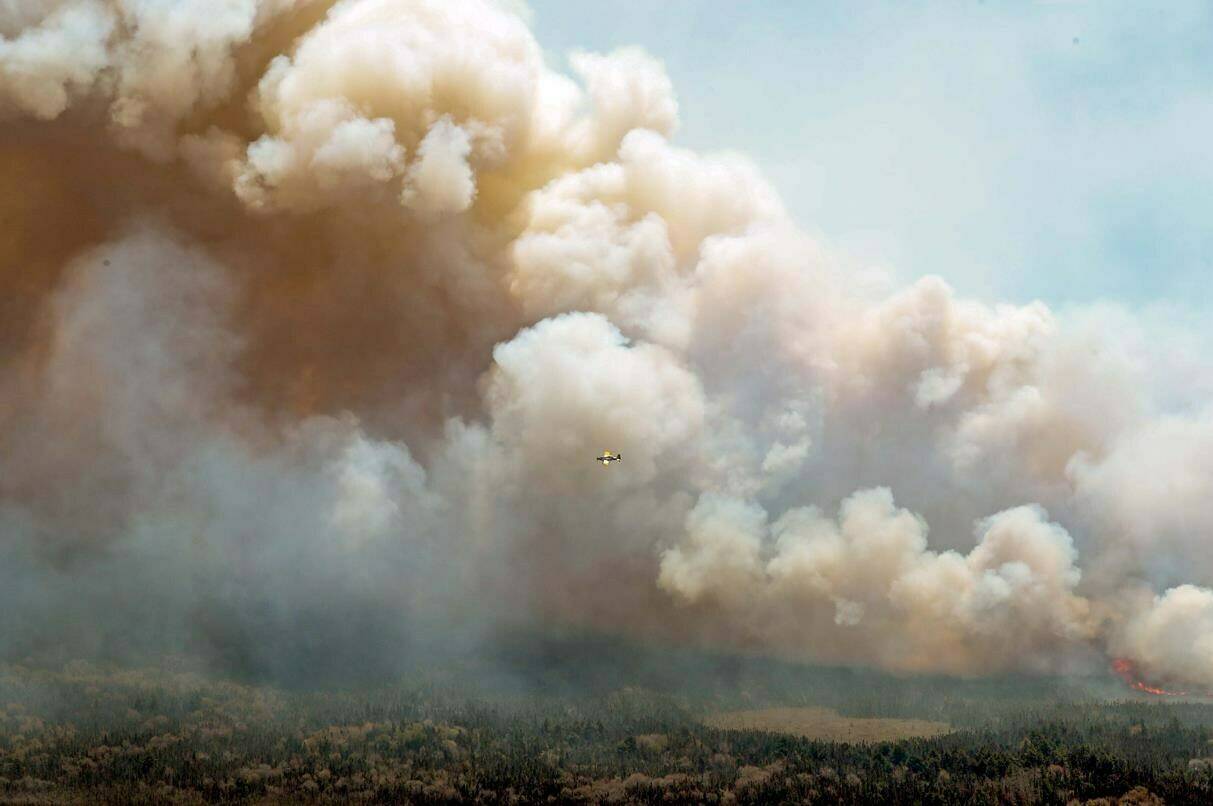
2,0,1211,688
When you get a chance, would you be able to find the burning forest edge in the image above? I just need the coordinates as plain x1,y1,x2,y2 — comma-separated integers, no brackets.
1110,660,1213,700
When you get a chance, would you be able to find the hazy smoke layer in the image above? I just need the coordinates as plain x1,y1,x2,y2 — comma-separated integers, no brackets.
2,0,1211,687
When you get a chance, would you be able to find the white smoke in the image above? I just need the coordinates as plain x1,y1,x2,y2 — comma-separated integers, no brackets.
660,489,1094,676
1,0,1211,688
1114,586,1213,690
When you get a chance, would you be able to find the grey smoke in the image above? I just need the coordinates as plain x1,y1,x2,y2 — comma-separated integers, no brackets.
1,0,1211,688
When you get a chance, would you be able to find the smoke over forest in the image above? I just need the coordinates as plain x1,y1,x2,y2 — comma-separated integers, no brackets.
2,0,1212,692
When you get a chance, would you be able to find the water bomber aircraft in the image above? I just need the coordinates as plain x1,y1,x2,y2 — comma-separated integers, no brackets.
596,451,621,467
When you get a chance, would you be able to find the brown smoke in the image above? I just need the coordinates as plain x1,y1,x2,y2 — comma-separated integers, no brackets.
2,0,1211,687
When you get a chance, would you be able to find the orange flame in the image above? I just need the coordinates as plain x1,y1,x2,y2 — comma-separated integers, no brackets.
1110,658,1197,697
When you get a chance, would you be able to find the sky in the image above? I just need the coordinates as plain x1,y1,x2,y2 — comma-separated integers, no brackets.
6,0,1213,688
527,0,1213,310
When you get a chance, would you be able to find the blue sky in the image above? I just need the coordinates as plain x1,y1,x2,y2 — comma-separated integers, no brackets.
527,1,1213,310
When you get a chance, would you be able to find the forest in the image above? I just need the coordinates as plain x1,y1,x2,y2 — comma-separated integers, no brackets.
2,638,1212,804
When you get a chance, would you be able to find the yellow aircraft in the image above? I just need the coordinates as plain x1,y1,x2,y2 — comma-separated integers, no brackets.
596,450,621,467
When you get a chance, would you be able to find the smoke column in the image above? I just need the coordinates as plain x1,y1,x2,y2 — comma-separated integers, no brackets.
2,0,1211,688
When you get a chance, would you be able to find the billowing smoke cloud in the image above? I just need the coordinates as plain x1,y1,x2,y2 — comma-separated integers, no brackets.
2,0,1211,688
659,490,1096,677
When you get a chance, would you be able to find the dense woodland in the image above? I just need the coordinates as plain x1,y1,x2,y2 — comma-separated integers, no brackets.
3,641,1213,804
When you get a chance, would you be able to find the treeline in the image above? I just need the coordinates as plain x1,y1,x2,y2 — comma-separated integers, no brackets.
2,661,1213,803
